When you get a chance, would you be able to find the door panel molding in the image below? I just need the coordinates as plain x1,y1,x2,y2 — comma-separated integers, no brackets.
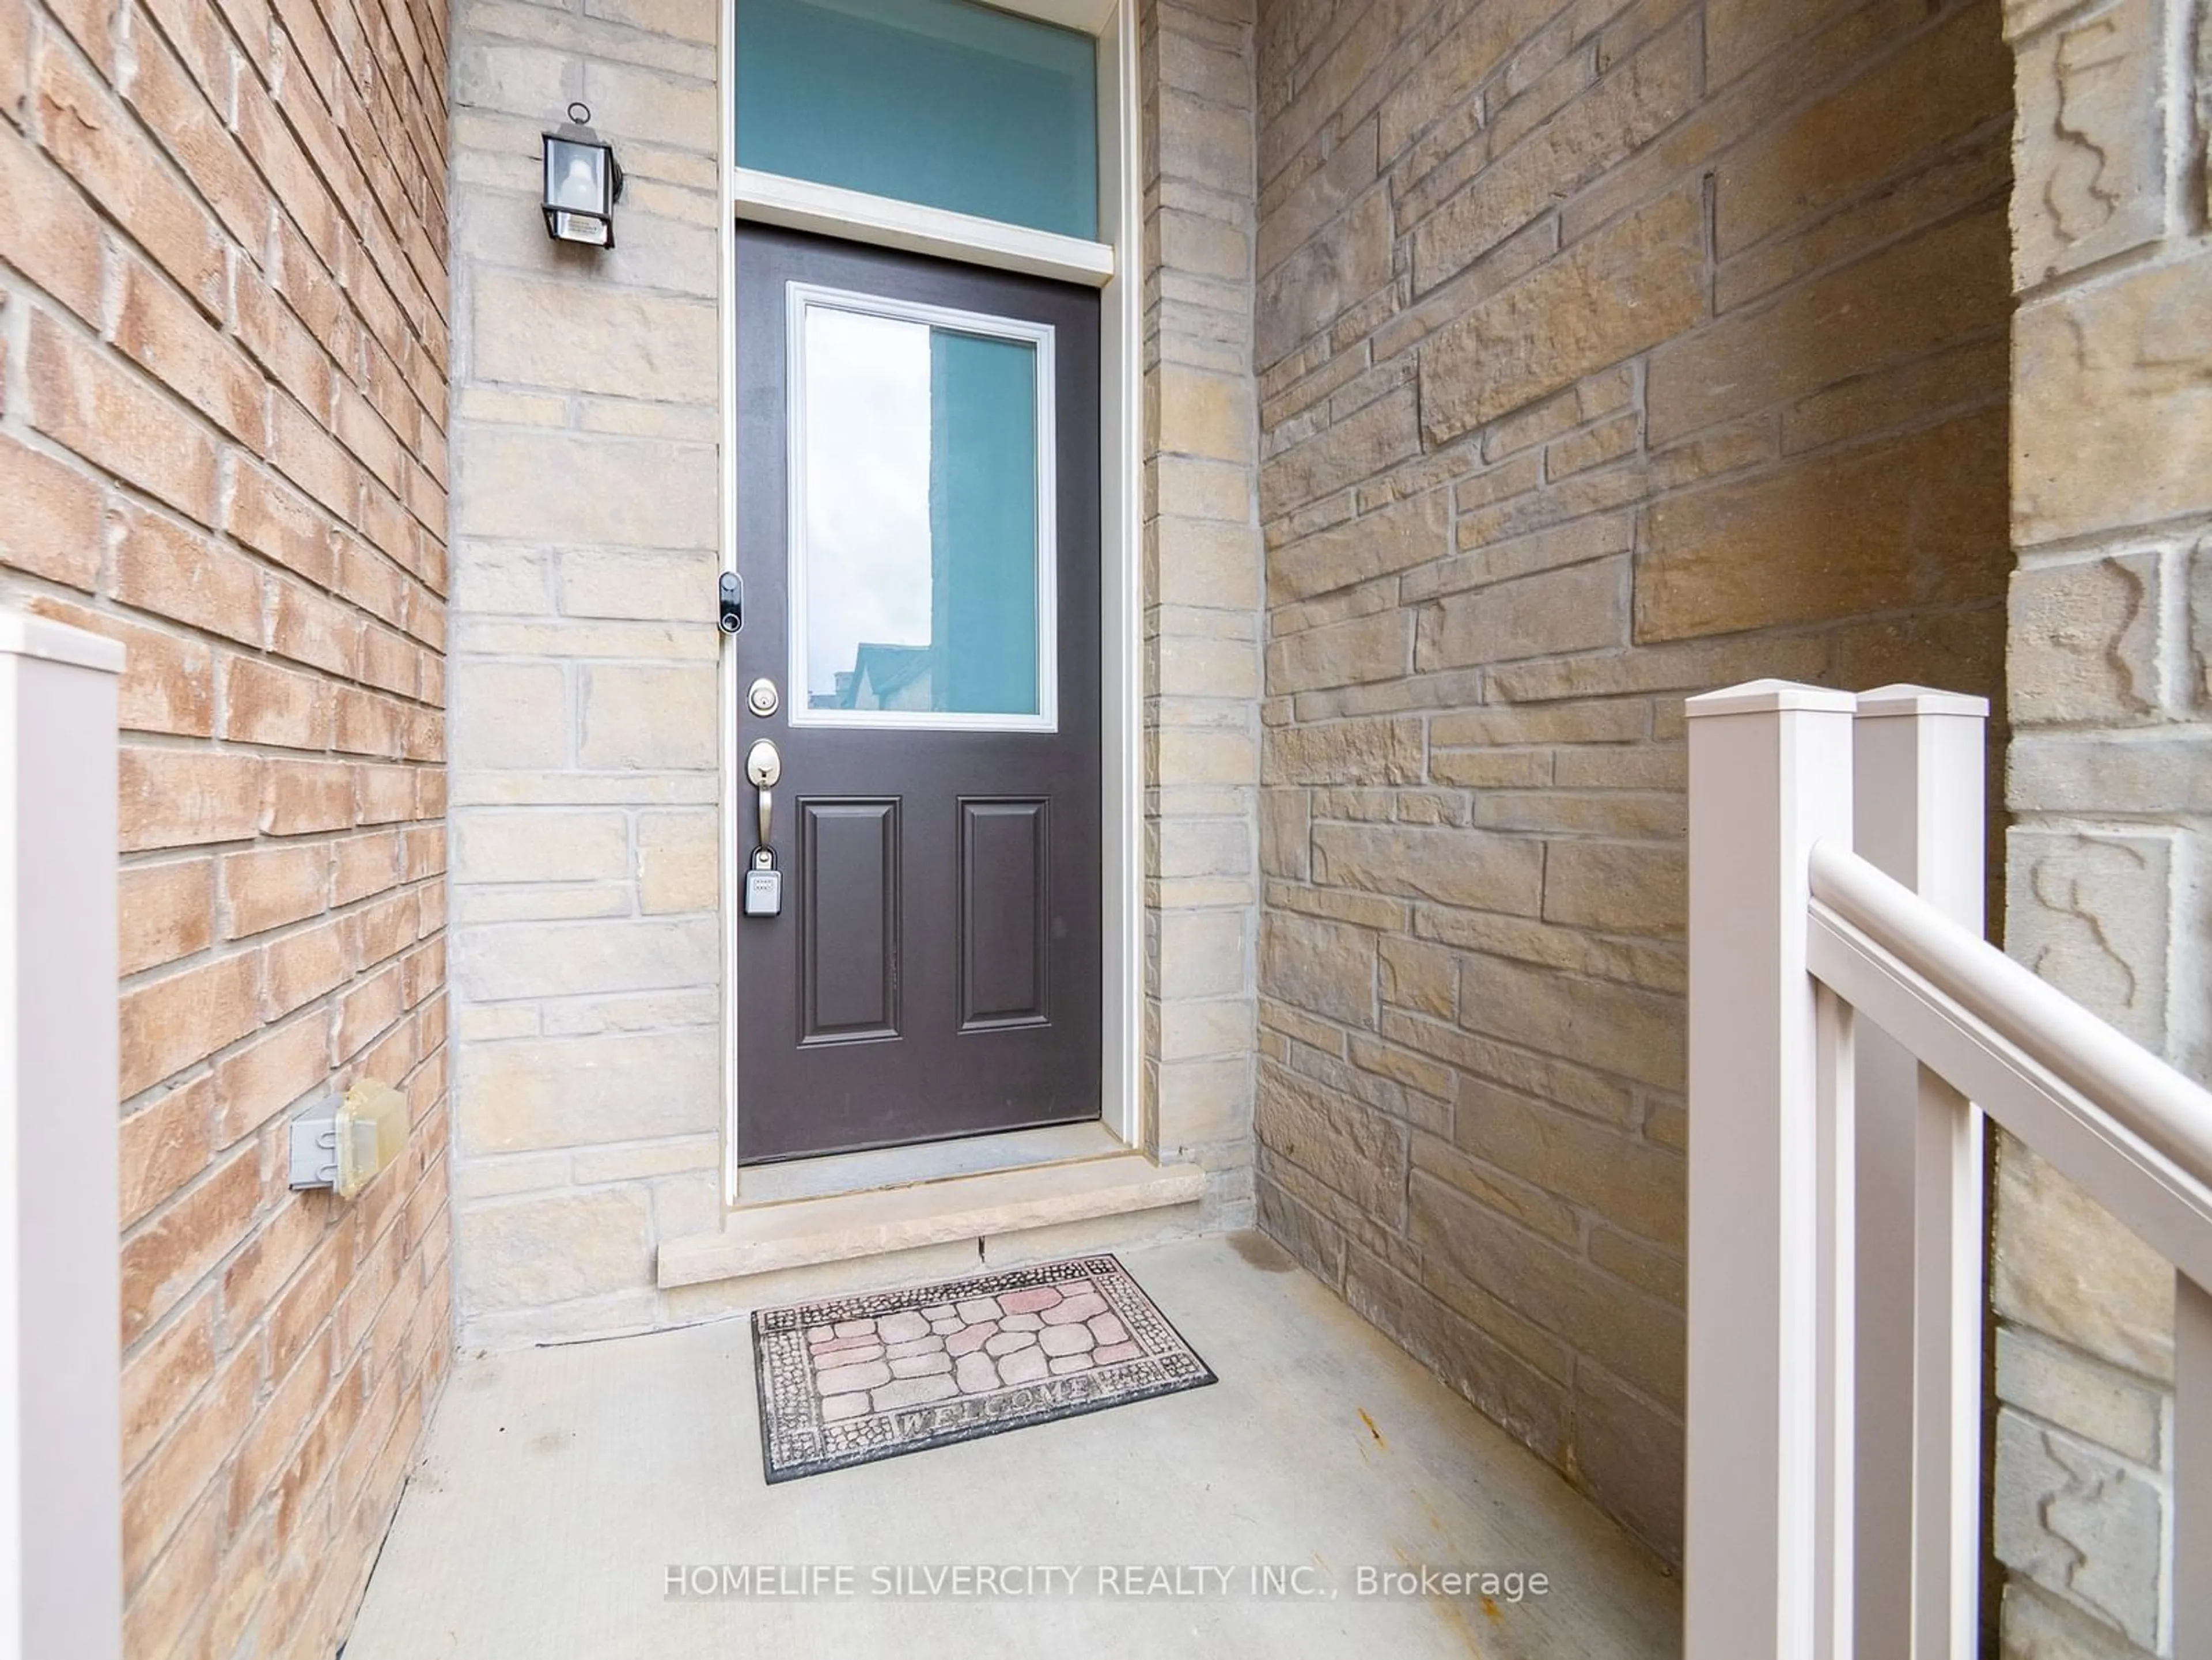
800,798,900,1047
959,797,1051,1033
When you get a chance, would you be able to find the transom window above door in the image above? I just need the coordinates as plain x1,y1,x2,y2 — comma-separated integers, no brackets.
734,0,1100,240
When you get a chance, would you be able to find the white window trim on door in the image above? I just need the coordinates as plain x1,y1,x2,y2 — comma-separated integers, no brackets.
731,169,1113,287
716,0,1146,1207
783,283,1060,733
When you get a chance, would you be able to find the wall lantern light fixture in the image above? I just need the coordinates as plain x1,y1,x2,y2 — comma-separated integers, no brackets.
542,101,623,249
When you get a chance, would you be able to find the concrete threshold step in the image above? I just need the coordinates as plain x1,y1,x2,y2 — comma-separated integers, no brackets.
654,1151,1206,1289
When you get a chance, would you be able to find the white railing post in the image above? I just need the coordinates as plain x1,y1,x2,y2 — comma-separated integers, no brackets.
1685,680,1857,1660
1850,686,1987,1660
2179,1271,2212,1659
0,613,123,1660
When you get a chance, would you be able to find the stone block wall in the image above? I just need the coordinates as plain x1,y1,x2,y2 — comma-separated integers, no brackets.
0,0,454,1645
1248,0,2013,1558
1142,0,1266,1198
1995,0,2211,1650
443,0,725,1347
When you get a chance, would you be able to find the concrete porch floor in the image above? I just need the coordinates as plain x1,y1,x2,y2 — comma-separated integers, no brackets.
344,1234,1680,1658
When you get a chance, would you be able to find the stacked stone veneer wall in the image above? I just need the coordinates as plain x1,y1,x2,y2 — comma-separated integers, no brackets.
444,0,1263,1341
1141,0,1266,1204
0,0,453,1646
1248,0,2013,1558
1993,0,2212,1652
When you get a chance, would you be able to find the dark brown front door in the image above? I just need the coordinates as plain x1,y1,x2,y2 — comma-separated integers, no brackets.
733,225,1102,1164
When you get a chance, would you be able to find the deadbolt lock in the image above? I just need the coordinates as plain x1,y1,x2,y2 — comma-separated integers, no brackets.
747,677,780,718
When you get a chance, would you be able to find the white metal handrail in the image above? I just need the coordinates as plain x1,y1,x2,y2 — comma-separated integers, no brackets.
1683,680,2212,1660
1809,840,2212,1185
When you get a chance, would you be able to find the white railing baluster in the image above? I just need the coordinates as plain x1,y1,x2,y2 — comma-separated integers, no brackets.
1684,681,1857,1660
1914,1065,1984,1660
2179,1272,2212,1659
1850,687,1987,1660
1814,983,1856,1660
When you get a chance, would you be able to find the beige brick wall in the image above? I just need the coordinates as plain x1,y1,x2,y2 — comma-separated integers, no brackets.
1249,0,2012,1558
1994,0,2211,1650
443,0,1262,1340
0,0,453,1644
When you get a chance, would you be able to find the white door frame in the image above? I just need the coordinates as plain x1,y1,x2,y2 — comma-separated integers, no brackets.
715,0,1145,1204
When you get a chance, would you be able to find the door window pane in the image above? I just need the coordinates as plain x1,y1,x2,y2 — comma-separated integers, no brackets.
790,288,1054,730
735,0,1099,241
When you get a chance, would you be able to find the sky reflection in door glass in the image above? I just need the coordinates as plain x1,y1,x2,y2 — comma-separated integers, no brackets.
802,307,932,708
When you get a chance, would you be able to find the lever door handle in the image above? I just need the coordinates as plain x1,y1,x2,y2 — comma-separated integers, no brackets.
745,739,781,850
745,738,781,789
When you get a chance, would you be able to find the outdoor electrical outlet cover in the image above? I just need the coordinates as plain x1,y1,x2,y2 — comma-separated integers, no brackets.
339,1079,408,1199
288,1079,409,1199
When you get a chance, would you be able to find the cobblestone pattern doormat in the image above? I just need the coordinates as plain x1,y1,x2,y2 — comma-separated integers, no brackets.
752,1254,1215,1481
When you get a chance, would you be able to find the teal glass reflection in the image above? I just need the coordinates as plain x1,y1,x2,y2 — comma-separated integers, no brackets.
798,304,1044,721
736,0,1099,240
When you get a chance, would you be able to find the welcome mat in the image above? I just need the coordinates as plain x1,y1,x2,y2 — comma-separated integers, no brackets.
751,1253,1215,1482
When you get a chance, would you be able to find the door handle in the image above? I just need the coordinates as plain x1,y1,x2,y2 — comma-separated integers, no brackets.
745,738,781,850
